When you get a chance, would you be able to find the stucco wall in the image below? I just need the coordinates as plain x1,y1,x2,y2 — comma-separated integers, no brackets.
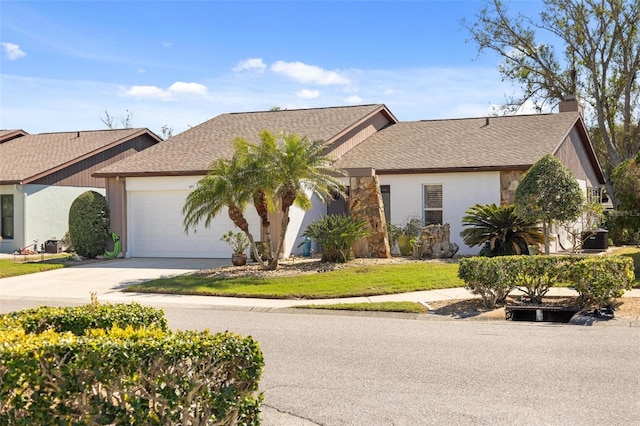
378,171,502,255
13,185,104,253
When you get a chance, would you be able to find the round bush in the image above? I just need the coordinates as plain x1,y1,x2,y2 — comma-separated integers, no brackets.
68,191,110,258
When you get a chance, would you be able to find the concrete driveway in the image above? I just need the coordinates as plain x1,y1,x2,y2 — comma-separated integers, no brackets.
0,258,228,304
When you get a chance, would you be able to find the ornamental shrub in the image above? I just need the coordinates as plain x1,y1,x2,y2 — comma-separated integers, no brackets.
458,257,518,308
302,214,370,263
565,256,635,308
509,255,584,303
68,190,110,258
0,304,264,425
1,301,167,335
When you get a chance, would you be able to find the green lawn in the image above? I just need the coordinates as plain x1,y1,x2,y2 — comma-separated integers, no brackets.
297,301,429,313
126,262,463,299
0,257,67,278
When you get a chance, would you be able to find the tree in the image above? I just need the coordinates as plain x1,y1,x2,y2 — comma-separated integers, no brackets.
68,191,110,258
609,153,640,240
182,130,346,270
261,131,346,270
514,154,585,254
182,155,265,266
460,203,544,256
100,109,133,129
466,0,640,172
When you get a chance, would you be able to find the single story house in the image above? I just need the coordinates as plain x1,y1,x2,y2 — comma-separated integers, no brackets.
94,100,605,258
0,128,162,254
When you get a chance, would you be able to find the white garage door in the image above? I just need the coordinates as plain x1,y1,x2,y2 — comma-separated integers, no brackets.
128,190,246,258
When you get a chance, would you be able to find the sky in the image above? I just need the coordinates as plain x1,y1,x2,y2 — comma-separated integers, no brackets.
0,0,545,137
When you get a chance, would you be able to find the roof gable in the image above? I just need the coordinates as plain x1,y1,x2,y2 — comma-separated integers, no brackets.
0,128,161,184
95,104,394,177
0,129,28,143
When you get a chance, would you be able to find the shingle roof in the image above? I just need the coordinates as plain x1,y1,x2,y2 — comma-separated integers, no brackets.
335,112,583,171
0,128,156,184
95,104,389,177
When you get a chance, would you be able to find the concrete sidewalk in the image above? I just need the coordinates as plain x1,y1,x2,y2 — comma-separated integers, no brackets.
1,257,639,310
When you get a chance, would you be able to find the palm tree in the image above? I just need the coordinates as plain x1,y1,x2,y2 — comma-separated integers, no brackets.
460,203,544,256
267,132,346,270
182,155,265,266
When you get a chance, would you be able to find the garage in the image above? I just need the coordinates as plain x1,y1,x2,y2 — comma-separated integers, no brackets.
126,177,259,258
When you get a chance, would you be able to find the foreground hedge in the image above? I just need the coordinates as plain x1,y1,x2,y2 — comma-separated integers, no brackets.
0,301,168,335
458,255,634,308
0,304,264,425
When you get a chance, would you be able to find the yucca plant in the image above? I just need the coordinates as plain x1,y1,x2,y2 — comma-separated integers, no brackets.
302,214,370,263
460,203,544,256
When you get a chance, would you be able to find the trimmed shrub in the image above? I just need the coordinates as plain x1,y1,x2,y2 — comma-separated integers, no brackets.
458,257,518,308
509,255,585,303
0,301,168,335
0,303,264,425
565,256,635,308
68,190,110,258
0,328,263,425
302,214,370,263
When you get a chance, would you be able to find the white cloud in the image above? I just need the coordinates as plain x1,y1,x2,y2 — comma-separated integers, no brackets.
233,58,266,73
121,81,208,100
162,41,173,47
122,85,172,100
271,61,351,85
344,95,362,104
168,81,208,95
2,42,26,60
297,89,320,99
137,68,146,74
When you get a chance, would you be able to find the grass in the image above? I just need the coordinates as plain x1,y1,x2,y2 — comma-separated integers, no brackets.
0,256,68,278
125,262,463,299
297,301,429,313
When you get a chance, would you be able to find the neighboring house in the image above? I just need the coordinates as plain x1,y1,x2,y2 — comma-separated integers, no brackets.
0,129,162,254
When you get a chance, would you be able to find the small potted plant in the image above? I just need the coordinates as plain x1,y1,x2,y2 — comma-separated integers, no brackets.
221,230,250,266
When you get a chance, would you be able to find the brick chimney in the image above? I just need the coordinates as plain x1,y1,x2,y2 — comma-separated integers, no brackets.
559,94,584,116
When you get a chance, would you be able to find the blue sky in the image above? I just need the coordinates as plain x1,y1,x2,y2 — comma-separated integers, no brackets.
1,1,544,136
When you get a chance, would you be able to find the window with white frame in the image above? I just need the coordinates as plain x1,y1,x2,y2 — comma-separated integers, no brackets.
423,184,442,225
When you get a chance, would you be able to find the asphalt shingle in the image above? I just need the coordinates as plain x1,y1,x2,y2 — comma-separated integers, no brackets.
95,104,386,176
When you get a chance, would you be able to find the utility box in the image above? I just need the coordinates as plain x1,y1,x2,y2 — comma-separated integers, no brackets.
44,240,62,254
582,230,609,251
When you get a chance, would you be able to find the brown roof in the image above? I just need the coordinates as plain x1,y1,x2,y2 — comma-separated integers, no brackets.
0,129,28,143
0,128,159,184
335,112,587,172
95,104,391,177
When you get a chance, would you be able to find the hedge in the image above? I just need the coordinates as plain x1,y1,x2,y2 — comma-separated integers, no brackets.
458,255,634,309
0,304,264,425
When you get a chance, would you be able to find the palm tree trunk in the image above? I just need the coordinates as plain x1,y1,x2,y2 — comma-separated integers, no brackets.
267,195,295,270
229,204,264,266
254,191,274,263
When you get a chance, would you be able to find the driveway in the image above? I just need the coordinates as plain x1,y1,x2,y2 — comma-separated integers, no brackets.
0,258,228,304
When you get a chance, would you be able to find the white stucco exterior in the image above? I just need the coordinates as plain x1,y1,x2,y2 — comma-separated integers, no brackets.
0,184,103,254
378,171,502,256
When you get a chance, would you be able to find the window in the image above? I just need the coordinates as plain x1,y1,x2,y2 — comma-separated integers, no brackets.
327,187,350,216
1,194,14,239
380,185,390,222
586,187,601,203
423,185,442,225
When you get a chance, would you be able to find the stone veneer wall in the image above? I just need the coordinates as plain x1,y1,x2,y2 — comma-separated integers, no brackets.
500,170,525,205
349,175,391,258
